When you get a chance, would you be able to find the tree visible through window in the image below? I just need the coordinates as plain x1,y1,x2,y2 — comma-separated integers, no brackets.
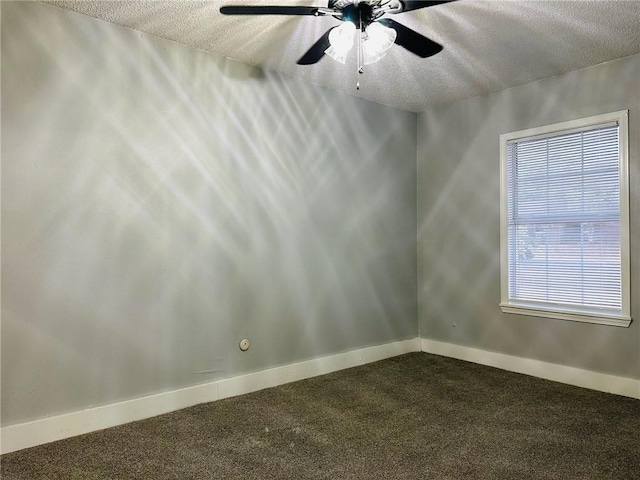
499,111,631,327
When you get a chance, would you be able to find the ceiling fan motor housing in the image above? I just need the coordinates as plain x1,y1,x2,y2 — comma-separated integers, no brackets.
342,3,374,26
329,0,386,28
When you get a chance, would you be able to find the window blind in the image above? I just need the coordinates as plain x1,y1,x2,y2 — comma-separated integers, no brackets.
506,123,621,312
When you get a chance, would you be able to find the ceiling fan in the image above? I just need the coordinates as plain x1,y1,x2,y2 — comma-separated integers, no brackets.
220,1,456,86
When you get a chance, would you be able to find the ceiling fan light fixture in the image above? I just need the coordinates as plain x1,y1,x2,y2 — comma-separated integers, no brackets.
362,22,397,65
325,22,356,64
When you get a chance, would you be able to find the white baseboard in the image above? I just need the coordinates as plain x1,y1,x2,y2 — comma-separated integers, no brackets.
6,337,634,455
218,338,420,400
1,338,420,455
421,338,640,400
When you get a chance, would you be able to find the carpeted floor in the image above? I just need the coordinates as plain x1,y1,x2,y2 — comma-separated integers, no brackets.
2,352,639,479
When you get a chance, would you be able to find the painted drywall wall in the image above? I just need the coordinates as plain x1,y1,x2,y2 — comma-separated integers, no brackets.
418,54,640,379
1,1,418,426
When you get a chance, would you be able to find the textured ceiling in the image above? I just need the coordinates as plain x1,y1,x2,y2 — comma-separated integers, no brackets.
43,0,640,112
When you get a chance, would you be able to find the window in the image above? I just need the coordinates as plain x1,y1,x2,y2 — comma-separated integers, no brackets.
499,111,631,327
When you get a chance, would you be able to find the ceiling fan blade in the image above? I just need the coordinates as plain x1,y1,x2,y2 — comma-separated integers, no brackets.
378,18,443,58
220,5,319,15
396,1,457,13
297,27,334,65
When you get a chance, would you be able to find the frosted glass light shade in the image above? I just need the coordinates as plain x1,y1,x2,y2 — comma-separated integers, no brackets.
362,22,397,65
325,22,356,64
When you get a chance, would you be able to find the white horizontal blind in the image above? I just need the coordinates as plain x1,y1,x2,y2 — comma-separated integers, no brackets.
506,123,621,312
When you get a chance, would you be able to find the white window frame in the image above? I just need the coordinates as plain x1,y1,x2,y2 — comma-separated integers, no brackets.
499,110,631,327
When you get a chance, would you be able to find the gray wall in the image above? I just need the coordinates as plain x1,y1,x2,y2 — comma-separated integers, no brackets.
418,54,640,379
1,1,418,426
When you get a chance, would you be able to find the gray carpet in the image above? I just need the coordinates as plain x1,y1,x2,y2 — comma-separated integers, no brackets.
2,353,639,479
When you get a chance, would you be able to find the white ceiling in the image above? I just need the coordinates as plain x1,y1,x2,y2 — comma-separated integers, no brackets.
44,0,640,112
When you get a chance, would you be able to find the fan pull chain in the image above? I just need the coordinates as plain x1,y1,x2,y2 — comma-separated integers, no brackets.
356,32,361,90
356,11,363,90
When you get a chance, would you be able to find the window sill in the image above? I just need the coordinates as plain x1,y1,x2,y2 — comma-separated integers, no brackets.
499,303,632,328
